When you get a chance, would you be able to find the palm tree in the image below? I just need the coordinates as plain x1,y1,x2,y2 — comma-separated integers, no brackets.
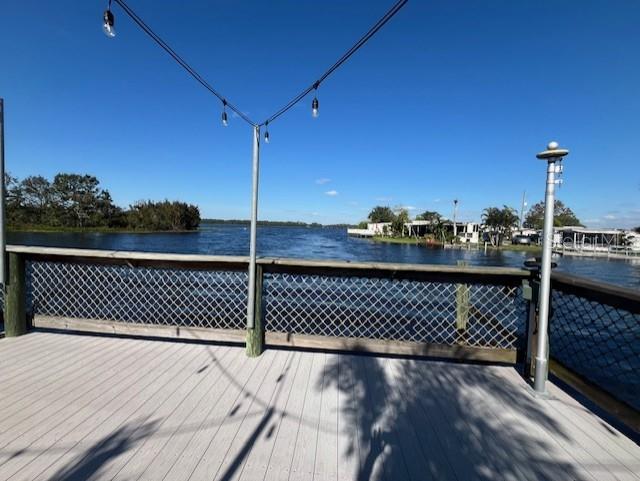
482,205,518,246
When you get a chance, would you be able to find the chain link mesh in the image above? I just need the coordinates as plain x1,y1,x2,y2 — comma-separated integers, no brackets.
27,261,248,329
264,273,526,349
549,289,640,411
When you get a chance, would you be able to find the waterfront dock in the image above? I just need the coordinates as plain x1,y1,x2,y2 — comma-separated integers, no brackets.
2,331,640,481
1,245,639,480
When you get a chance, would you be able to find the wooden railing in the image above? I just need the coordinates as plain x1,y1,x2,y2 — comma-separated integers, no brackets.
3,245,531,363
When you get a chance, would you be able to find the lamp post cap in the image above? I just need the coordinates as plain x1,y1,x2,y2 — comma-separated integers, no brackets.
536,141,569,160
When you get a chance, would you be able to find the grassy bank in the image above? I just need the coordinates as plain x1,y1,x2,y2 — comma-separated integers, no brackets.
372,236,422,245
371,236,542,253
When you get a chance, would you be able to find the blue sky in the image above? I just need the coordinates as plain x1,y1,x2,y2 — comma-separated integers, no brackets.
2,0,639,227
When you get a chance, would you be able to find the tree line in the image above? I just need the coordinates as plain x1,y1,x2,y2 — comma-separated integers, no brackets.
6,173,200,231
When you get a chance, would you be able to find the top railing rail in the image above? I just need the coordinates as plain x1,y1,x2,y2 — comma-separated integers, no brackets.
551,271,640,314
6,245,532,284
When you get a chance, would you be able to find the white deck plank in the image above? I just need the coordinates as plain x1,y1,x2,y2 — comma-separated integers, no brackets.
496,365,640,479
0,332,638,481
181,350,280,481
134,346,245,481
88,345,238,480
263,349,315,481
0,337,160,450
51,346,208,480
212,350,292,481
237,351,302,481
382,358,457,481
336,354,362,481
287,352,327,481
314,353,339,481
0,332,73,372
20,343,206,481
0,336,129,416
358,355,412,481
0,340,184,479
0,334,109,397
161,347,270,481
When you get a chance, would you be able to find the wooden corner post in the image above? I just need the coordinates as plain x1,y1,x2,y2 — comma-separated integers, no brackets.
246,264,264,357
455,260,470,342
5,252,27,337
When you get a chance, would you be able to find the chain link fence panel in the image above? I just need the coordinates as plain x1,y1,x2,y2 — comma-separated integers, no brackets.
264,272,527,349
550,289,640,411
27,261,248,329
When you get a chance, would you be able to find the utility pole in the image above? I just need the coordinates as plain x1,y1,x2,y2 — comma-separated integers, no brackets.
246,126,261,330
453,199,458,239
519,191,527,230
533,141,568,394
0,99,6,288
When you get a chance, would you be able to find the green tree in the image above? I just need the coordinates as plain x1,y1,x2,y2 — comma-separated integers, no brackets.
368,206,395,223
482,205,519,246
391,208,410,236
415,210,441,223
524,200,582,229
5,172,200,231
50,174,105,227
127,200,200,231
634,226,640,234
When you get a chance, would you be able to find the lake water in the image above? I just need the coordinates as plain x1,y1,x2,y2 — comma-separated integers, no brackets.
8,223,640,289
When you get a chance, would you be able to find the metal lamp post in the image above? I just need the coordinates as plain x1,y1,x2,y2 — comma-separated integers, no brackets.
0,98,6,288
453,199,458,238
533,141,569,394
246,126,261,330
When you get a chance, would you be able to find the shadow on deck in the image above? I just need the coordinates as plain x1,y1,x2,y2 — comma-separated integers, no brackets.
0,331,638,481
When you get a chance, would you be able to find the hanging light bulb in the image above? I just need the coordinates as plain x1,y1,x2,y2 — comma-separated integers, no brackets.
264,122,270,143
221,100,228,127
102,2,116,38
311,82,320,118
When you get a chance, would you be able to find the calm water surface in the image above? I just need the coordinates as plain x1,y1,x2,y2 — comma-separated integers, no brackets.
9,224,640,289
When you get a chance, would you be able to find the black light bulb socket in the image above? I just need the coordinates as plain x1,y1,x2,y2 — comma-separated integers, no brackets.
312,98,319,110
103,9,114,27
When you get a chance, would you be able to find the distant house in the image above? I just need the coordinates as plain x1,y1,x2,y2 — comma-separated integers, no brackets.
556,226,628,251
347,220,480,243
347,222,391,237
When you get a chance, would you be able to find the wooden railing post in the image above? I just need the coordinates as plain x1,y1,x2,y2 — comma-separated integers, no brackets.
246,263,264,357
4,252,26,337
455,260,470,342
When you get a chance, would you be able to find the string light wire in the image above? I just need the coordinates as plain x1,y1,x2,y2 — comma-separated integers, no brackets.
260,0,407,126
112,0,257,126
110,0,408,129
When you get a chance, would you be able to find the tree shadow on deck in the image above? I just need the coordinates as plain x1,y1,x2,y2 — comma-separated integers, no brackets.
50,419,158,481
321,354,584,481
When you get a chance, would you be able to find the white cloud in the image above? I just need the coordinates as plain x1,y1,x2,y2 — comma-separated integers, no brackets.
376,196,393,202
315,178,331,185
433,198,441,203
348,201,359,206
603,214,616,220
325,190,339,197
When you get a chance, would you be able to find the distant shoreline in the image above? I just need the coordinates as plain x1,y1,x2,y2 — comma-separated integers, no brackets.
8,225,198,234
371,235,542,253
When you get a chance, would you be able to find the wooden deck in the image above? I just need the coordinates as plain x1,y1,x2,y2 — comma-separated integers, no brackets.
0,332,638,481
